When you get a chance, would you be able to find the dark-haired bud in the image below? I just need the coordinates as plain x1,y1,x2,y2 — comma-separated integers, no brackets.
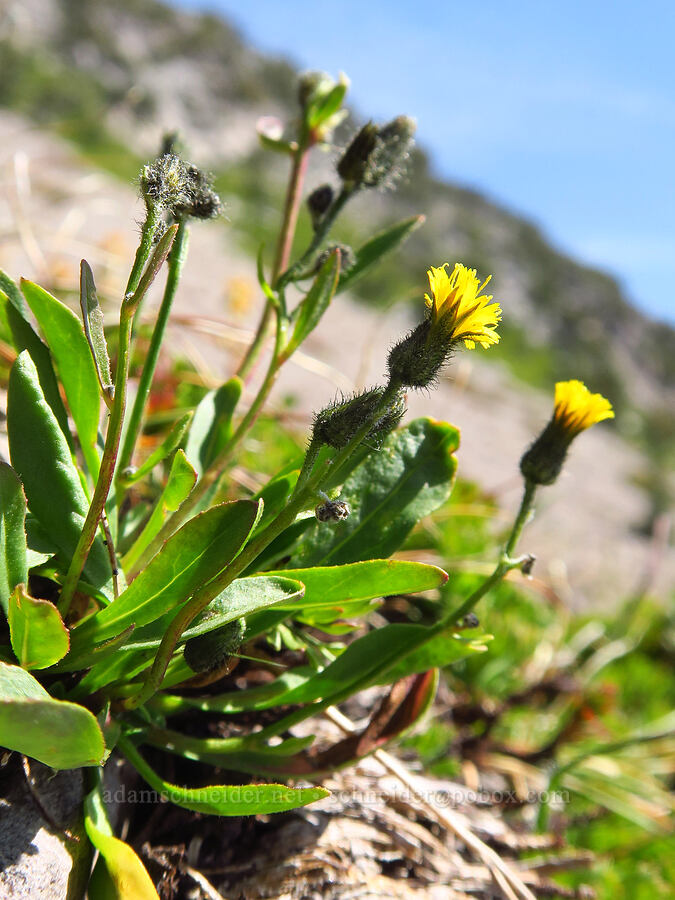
183,617,246,674
140,154,221,220
315,242,355,274
313,387,406,450
363,115,416,189
307,184,335,228
337,123,379,185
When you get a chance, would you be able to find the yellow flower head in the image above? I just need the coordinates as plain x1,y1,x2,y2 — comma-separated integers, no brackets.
552,380,614,437
425,262,502,349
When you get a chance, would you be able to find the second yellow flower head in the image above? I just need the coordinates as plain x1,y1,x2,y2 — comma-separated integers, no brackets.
425,262,502,349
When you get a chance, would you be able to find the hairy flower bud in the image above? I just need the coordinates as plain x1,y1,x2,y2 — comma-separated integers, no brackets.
315,242,355,274
337,123,379,185
337,116,416,190
183,617,246,674
315,498,351,522
140,154,221,220
307,184,335,228
313,387,406,450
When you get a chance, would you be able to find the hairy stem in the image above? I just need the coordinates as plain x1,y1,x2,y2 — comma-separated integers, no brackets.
118,218,189,478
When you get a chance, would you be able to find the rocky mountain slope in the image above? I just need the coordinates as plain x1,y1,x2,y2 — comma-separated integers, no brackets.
1,0,674,423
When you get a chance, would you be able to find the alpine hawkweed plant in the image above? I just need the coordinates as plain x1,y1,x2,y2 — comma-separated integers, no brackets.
0,69,613,896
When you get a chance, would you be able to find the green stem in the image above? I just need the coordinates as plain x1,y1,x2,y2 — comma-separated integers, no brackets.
237,143,311,381
127,306,287,578
277,185,354,288
125,204,160,296
57,223,177,618
444,479,537,626
58,308,133,617
117,218,189,478
123,382,401,709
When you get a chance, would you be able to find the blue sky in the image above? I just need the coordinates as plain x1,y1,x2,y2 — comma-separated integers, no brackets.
170,0,675,324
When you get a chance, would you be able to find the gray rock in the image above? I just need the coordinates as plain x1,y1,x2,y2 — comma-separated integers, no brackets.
0,757,92,900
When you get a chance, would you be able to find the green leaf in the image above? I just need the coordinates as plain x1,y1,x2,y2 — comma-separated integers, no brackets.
84,786,159,899
283,251,340,359
378,629,491,683
276,560,447,616
185,377,242,477
307,81,348,129
0,278,72,444
0,462,28,616
121,450,197,572
70,499,262,649
79,260,114,402
120,736,328,816
0,661,105,767
337,215,425,294
124,574,305,651
8,583,69,668
21,279,102,479
291,418,458,567
7,352,113,597
122,412,193,485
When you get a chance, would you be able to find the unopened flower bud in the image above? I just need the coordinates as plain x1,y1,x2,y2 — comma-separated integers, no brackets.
362,115,416,189
183,617,246,674
337,123,379,185
313,387,405,450
298,70,334,110
140,154,221,220
307,184,335,227
315,242,355,274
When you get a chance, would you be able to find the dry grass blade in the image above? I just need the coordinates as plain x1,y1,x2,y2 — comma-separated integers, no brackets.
324,706,538,900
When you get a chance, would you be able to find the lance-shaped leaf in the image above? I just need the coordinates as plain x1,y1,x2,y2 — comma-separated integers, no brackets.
122,450,196,573
70,499,262,649
21,278,102,479
122,412,193,485
337,215,424,294
0,278,72,443
282,250,340,360
120,736,328,816
79,259,114,404
290,418,458,567
8,583,69,669
0,462,28,616
7,352,113,597
0,661,105,768
185,377,242,478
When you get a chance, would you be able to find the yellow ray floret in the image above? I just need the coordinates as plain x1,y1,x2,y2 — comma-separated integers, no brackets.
553,380,614,436
425,262,502,349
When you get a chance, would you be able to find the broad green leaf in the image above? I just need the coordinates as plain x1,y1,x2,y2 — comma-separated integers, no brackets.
185,377,242,478
0,661,105,767
0,462,28,616
52,625,135,673
0,279,72,443
122,574,305,652
121,737,328,816
122,449,197,572
290,418,458,567
21,279,102,479
70,499,262,649
252,471,297,532
8,583,69,668
85,787,159,900
276,560,447,613
79,260,113,402
337,215,424,294
7,352,113,597
122,412,193,485
283,251,340,359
